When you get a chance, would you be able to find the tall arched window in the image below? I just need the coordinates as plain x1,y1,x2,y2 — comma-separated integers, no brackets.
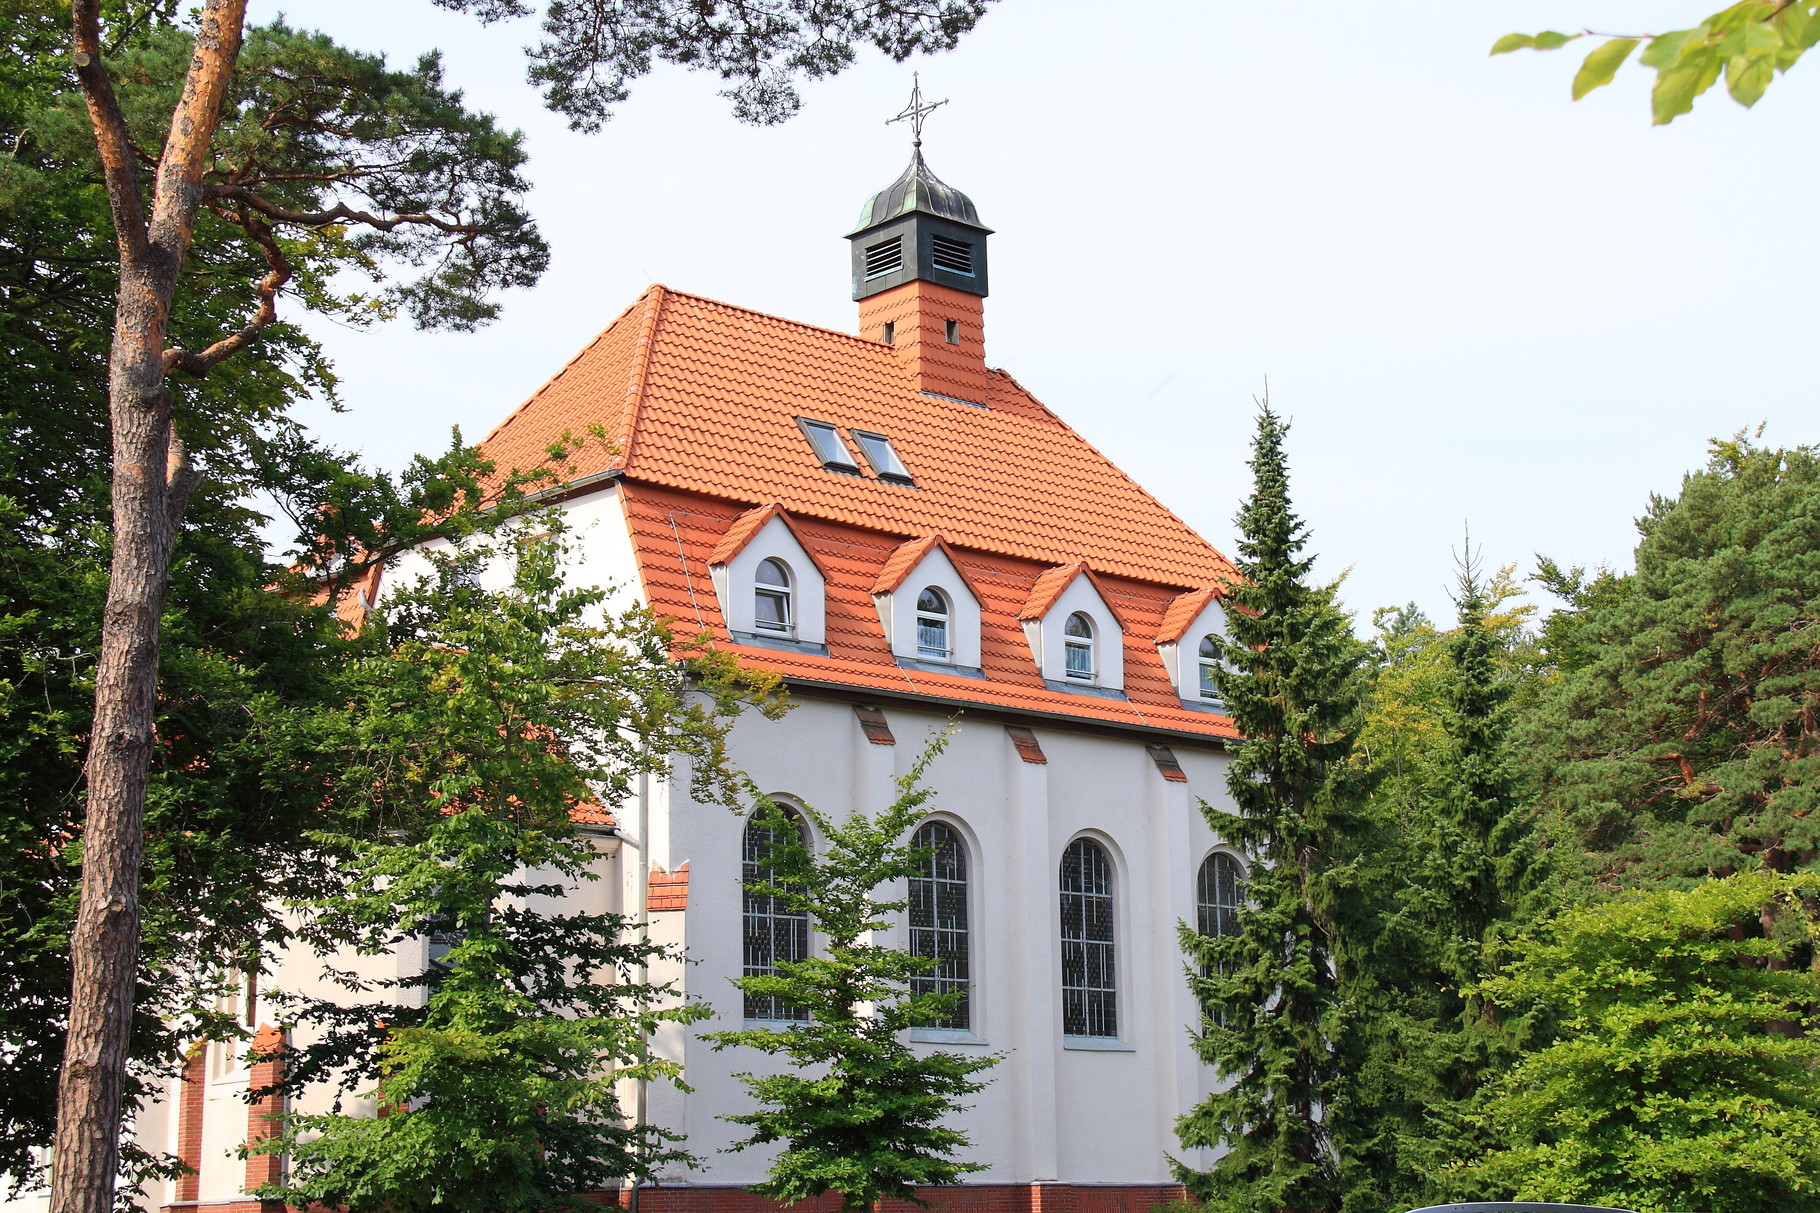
754,558,793,635
1060,838,1116,1038
1063,612,1096,682
742,807,810,1021
909,821,970,1029
1197,634,1223,702
1197,852,1244,942
915,588,952,661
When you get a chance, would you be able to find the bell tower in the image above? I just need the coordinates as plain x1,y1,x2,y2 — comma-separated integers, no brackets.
848,79,997,404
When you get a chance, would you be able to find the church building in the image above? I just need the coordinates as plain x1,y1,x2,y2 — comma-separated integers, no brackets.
122,127,1251,1213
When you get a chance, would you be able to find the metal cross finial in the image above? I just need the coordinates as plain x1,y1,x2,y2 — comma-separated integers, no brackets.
887,72,948,147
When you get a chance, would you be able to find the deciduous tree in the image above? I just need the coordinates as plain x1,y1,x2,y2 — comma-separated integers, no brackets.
1492,1,1820,125
1472,870,1820,1212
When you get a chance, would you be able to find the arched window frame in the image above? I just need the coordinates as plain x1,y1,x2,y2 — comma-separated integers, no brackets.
1196,850,1245,942
753,557,794,637
907,818,971,1031
1059,835,1118,1040
915,586,952,662
741,802,811,1022
1063,611,1096,683
1196,633,1223,703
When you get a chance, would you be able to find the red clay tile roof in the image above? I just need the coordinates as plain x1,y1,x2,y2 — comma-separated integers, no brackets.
1019,560,1090,622
478,285,1239,744
1157,586,1223,645
871,534,982,601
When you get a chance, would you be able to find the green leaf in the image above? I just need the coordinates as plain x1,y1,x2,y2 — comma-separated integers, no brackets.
1640,27,1701,68
1572,37,1640,99
1651,47,1725,123
1492,30,1579,55
1727,52,1776,105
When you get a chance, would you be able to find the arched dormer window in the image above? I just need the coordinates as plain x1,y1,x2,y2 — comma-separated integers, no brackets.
1197,634,1223,702
1063,612,1096,682
909,821,970,1029
754,558,793,636
1060,837,1116,1038
742,805,810,1021
915,587,951,661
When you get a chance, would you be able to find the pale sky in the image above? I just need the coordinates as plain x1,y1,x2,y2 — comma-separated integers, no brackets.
246,1,1820,630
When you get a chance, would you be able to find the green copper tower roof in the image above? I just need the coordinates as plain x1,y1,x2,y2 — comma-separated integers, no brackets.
850,148,991,236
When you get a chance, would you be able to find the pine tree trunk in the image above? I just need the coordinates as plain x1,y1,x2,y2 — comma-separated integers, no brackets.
51,6,245,1212
49,260,192,1213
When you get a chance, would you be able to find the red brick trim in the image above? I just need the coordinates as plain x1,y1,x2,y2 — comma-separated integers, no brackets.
648,862,690,912
243,1025,288,1192
172,1044,207,1203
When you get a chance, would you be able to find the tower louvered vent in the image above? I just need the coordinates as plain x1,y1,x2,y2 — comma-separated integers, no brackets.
865,237,904,280
931,235,974,275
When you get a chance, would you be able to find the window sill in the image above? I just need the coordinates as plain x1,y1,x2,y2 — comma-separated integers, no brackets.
1062,1036,1134,1052
1176,697,1229,714
730,631,830,656
741,1018,809,1030
911,1027,990,1045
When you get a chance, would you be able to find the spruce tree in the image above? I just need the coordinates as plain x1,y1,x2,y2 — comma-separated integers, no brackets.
1175,404,1375,1213
1347,556,1544,1212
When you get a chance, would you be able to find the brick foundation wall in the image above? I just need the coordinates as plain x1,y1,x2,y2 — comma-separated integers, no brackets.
600,1183,1188,1213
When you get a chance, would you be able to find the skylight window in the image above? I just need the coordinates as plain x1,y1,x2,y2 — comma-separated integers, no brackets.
797,418,859,472
851,430,913,484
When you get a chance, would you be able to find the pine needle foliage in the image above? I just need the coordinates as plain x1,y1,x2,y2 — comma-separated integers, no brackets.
1529,434,1820,886
705,729,1000,1211
1174,403,1376,1213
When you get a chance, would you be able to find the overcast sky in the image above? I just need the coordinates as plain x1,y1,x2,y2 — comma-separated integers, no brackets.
244,1,1820,631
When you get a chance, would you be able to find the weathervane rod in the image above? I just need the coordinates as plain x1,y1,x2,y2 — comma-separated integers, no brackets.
886,71,948,148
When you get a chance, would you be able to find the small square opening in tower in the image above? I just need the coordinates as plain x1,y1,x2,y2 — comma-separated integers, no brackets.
882,321,896,345
944,319,959,345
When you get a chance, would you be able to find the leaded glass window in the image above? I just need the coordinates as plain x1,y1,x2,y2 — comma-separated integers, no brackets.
1060,837,1116,1038
1197,852,1244,943
742,808,810,1021
909,821,970,1029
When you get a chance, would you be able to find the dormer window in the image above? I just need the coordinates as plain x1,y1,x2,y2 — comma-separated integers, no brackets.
851,430,913,484
1063,612,1096,681
915,588,951,661
797,418,860,473
754,559,793,635
1197,634,1222,701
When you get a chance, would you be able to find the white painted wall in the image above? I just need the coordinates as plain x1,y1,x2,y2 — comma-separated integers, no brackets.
652,696,1237,1187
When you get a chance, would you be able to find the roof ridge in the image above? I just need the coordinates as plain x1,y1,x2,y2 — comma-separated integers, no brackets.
478,285,661,453
651,285,904,353
615,285,671,471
